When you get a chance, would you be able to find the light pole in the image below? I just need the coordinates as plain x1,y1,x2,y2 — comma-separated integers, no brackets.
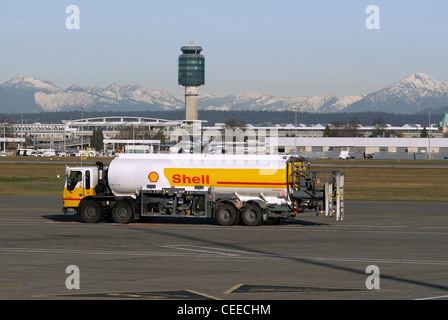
21,115,23,148
81,106,85,166
425,107,432,160
2,121,5,153
291,106,301,154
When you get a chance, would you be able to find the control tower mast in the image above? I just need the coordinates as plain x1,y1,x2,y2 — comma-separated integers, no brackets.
178,44,205,120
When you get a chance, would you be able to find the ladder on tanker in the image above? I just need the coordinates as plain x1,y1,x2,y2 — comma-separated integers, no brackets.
324,172,344,221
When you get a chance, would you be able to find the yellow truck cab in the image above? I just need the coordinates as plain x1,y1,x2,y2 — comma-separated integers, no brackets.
62,166,99,213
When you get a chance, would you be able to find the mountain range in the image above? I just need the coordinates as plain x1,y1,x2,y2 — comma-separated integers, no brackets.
1,73,447,114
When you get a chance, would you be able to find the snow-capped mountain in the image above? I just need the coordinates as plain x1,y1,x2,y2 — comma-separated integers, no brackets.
1,73,447,114
198,92,364,112
2,76,60,92
0,76,184,113
34,83,183,112
0,76,362,114
342,73,448,114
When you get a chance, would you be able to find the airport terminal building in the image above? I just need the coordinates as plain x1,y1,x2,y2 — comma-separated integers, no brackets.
3,114,448,160
265,137,448,160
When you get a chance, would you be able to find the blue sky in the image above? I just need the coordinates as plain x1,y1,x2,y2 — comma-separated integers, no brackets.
0,0,447,96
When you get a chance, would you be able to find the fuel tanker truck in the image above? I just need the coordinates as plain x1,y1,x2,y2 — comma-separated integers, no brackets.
62,154,344,225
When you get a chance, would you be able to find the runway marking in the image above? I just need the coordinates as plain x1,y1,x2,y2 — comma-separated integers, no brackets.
414,294,448,300
46,221,80,224
307,256,448,266
0,247,185,257
128,223,171,225
0,283,23,287
163,245,244,257
224,284,366,294
349,230,448,236
420,227,448,230
164,245,448,266
223,283,244,294
33,289,220,300
2,246,448,267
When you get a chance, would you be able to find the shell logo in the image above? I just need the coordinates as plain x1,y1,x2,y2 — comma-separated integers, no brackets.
148,171,159,182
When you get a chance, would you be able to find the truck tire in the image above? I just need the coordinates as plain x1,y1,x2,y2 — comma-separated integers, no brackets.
111,201,133,224
80,200,103,223
215,203,238,226
241,204,263,226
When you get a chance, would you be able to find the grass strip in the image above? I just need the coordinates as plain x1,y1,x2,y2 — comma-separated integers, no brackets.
0,160,447,201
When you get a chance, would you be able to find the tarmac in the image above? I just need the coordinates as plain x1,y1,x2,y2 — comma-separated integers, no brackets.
0,195,447,300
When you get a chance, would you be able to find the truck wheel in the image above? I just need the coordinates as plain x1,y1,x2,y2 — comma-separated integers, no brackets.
215,203,237,226
241,204,263,226
111,201,133,224
80,200,103,223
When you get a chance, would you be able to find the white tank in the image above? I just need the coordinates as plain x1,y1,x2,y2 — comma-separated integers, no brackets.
107,153,292,198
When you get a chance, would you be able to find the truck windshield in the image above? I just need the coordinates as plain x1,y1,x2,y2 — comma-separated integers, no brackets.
67,171,82,191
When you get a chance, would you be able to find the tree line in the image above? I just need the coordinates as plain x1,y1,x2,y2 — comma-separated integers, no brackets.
0,110,442,127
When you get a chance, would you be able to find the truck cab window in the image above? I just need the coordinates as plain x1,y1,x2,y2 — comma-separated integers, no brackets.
85,170,90,189
68,171,82,191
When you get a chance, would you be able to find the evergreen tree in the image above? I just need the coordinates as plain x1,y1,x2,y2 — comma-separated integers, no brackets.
90,128,104,151
420,127,428,138
323,125,331,137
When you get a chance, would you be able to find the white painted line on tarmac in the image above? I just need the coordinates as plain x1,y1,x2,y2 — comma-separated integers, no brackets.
164,245,448,266
0,247,186,257
2,245,447,267
163,245,244,257
308,256,448,266
414,294,448,300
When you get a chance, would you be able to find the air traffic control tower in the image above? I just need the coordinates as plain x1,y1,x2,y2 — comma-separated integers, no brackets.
178,44,205,120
